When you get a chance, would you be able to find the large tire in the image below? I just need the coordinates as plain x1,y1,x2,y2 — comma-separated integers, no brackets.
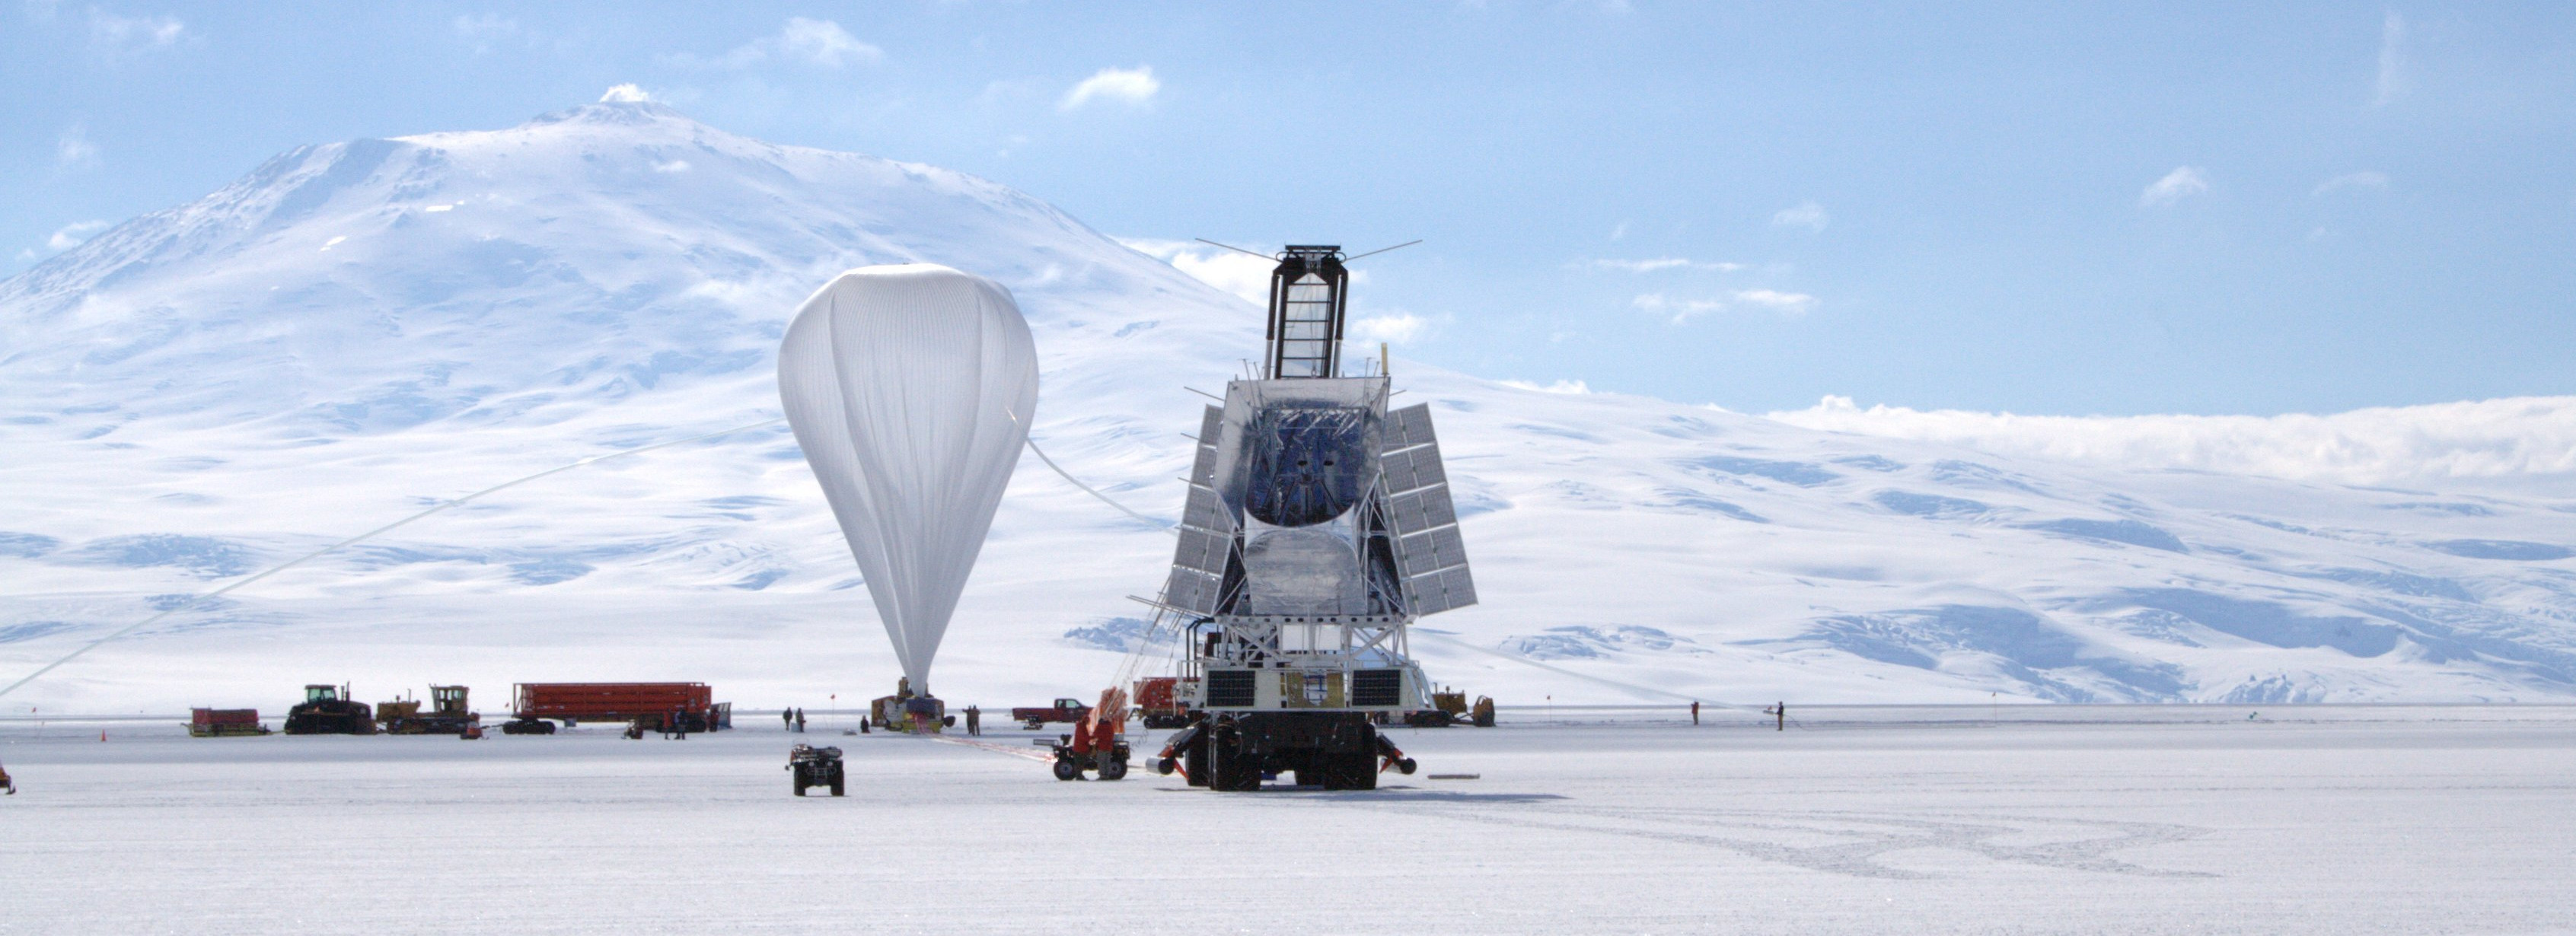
1052,756,1082,781
830,773,844,797
1208,724,1261,792
1182,733,1211,788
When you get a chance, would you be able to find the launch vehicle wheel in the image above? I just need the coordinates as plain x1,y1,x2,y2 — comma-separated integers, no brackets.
1181,740,1210,787
1207,724,1261,791
1052,756,1082,781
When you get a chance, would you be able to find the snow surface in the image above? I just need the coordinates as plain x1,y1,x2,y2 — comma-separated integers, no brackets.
4,100,2576,713
3,708,2573,934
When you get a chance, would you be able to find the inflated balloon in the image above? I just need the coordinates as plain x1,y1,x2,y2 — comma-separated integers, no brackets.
777,264,1038,696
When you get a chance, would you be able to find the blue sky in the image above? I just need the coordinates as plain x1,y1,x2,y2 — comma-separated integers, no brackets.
6,2,2572,415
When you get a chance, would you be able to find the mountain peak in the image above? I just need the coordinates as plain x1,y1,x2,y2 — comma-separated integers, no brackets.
521,99,697,131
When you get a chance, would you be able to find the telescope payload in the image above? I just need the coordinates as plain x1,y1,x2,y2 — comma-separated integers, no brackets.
1151,244,1471,791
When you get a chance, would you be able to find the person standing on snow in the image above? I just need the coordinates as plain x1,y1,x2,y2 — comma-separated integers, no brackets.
965,705,980,735
783,708,794,731
794,708,806,734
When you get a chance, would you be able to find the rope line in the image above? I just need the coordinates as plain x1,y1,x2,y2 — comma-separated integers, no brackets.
0,417,787,700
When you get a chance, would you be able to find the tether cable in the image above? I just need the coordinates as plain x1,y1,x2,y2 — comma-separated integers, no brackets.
0,417,787,701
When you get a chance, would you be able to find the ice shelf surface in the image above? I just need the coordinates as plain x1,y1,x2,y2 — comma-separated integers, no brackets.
2,100,2574,711
2,706,2572,934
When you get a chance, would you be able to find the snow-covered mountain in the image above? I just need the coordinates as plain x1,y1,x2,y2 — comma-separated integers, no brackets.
5,100,2574,713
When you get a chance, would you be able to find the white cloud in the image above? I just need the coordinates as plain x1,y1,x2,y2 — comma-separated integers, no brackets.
652,160,691,174
1635,289,1815,323
1632,293,1725,323
1060,65,1159,111
1117,237,1274,306
774,17,876,66
671,18,879,69
56,123,97,167
1771,200,1829,232
451,14,520,53
45,219,110,251
1730,288,1818,314
1589,257,1745,273
88,9,182,55
2313,170,2389,196
1761,394,2576,486
1350,312,1432,345
2374,10,2409,107
1501,379,1592,394
2138,166,2208,208
599,84,652,103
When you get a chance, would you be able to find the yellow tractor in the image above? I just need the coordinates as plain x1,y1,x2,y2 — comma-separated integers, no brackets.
375,685,481,735
1407,687,1495,727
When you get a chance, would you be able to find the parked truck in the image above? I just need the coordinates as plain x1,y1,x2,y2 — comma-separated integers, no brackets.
1012,698,1089,730
500,683,730,735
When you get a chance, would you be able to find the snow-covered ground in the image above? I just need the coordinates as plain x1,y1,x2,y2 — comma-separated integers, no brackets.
3,707,2572,934
5,100,2575,714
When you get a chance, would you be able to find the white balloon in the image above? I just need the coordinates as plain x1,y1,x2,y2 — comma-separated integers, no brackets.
777,264,1038,696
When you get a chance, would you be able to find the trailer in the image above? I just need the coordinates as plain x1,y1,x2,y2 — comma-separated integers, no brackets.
1133,677,1194,729
501,683,730,734
188,708,270,737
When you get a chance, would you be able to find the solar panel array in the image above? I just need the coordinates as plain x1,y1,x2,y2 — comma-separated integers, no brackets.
1380,403,1478,615
1161,405,1231,613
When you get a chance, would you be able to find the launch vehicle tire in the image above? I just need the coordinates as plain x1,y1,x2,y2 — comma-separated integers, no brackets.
1207,726,1261,791
1182,741,1210,788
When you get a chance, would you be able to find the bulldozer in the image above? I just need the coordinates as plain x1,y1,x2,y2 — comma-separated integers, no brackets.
376,685,480,736
283,683,376,735
1405,687,1496,727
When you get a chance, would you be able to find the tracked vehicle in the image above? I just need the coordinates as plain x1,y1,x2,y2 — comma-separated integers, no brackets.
283,683,376,735
1148,244,1471,791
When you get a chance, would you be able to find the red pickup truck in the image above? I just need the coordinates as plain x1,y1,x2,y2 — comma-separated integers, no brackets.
1011,698,1089,730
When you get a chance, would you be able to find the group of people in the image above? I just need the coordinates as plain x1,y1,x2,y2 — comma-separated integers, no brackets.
779,708,808,733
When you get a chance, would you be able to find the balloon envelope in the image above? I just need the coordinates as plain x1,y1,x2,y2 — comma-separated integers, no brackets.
777,264,1038,695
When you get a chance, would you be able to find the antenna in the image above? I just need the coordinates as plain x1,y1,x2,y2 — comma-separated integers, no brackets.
1343,239,1422,262
1194,238,1276,260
